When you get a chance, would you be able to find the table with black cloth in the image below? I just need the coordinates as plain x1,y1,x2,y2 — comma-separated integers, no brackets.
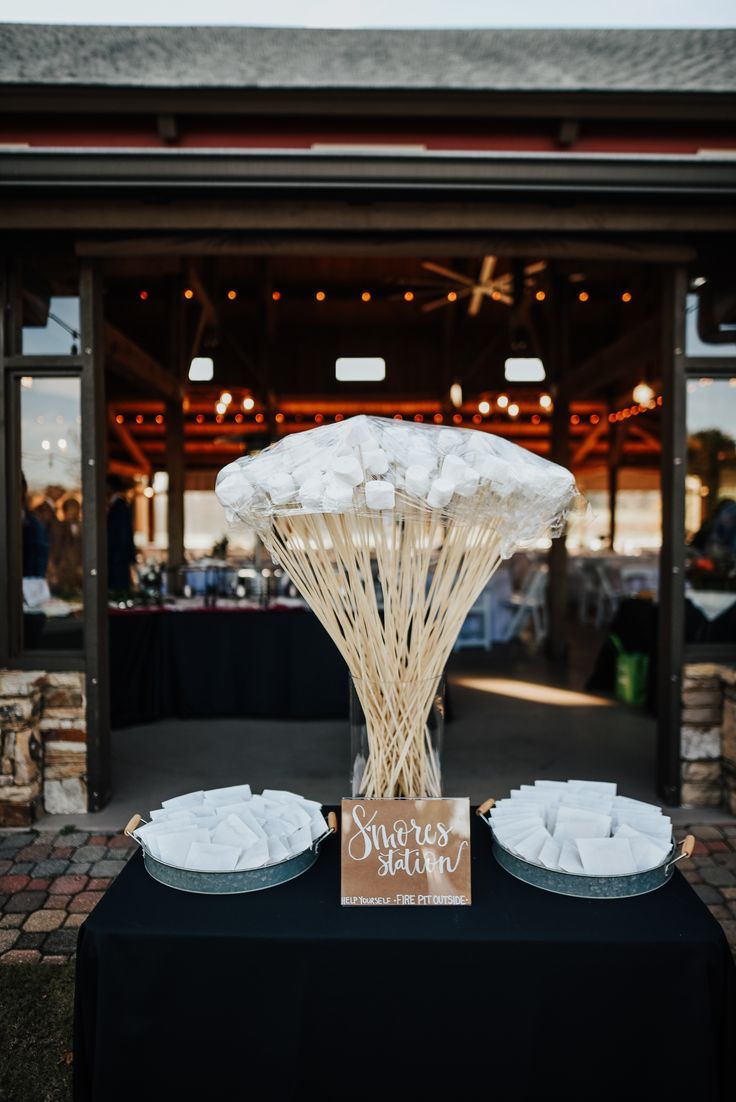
109,607,348,727
73,810,735,1102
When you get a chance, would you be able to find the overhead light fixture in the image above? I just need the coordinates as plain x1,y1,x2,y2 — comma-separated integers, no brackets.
505,357,546,383
188,357,214,382
497,394,509,409
449,382,463,408
335,357,386,382
632,381,655,405
508,403,520,418
539,393,553,411
219,391,232,406
215,401,227,415
242,395,255,411
478,399,491,415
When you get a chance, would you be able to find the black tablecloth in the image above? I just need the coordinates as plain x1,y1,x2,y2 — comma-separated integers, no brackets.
109,608,348,727
73,810,735,1102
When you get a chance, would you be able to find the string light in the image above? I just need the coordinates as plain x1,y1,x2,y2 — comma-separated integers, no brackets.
447,291,458,303
497,394,509,409
404,291,415,302
315,290,326,302
135,415,144,424
216,414,224,424
255,413,265,424
227,290,237,301
361,291,372,302
472,413,482,424
478,399,491,415
196,414,204,424
433,413,443,424
491,290,502,301
621,291,632,303
41,439,50,451
144,486,154,499
243,395,255,411
215,402,227,415
632,381,655,405
314,413,323,423
578,291,589,303
155,414,164,425
183,288,194,300
535,290,546,302
235,413,243,423
590,414,600,425
275,412,285,423
452,413,463,424
539,393,552,410
531,414,541,425
220,391,232,406
115,414,124,424
508,403,520,418
57,438,67,450
413,414,424,422
570,414,580,425
272,290,282,302
139,290,149,301
450,382,463,408
334,413,344,421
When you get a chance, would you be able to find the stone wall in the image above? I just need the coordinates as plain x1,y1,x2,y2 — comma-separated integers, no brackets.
0,669,87,826
681,663,736,810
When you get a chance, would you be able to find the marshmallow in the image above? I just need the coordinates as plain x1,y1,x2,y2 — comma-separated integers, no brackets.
426,477,454,508
361,446,389,476
267,472,297,505
440,454,467,486
215,472,256,512
438,428,461,453
323,478,354,511
455,467,480,497
298,475,325,510
405,464,432,497
365,480,395,510
332,455,364,487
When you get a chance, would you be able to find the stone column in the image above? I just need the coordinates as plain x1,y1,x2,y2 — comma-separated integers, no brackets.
722,671,736,816
41,672,88,814
0,671,45,827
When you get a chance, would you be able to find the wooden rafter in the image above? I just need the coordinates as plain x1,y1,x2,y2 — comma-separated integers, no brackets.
569,315,659,398
105,323,183,401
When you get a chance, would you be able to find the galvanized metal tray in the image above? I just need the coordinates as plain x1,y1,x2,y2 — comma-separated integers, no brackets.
476,799,695,900
124,811,337,895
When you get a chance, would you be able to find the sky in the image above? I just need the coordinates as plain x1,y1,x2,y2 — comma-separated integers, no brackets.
0,0,734,27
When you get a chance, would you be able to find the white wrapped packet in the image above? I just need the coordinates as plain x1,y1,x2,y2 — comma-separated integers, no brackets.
577,837,637,876
184,841,241,872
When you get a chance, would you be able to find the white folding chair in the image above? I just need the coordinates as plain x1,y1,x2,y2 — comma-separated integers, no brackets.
502,564,548,649
454,587,493,652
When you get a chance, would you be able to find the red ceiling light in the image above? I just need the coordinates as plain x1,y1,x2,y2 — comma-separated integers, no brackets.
183,288,194,300
135,415,144,424
472,413,482,424
275,412,285,423
314,413,324,423
393,413,403,420
433,413,443,423
334,413,344,421
404,291,415,302
196,414,204,424
227,289,237,301
413,413,424,422
255,413,265,424
590,413,600,425
531,414,541,425
155,414,164,425
139,290,149,301
234,413,243,423
115,414,124,424
570,414,580,425
452,413,462,424
271,290,282,302
216,414,224,423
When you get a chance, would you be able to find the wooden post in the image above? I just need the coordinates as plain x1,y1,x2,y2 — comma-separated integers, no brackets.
165,397,185,587
608,460,618,550
546,269,570,663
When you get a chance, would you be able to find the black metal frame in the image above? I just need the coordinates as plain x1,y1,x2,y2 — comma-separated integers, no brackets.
0,258,110,810
657,268,736,804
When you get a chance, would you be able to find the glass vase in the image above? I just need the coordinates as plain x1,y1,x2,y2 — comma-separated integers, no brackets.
350,673,445,799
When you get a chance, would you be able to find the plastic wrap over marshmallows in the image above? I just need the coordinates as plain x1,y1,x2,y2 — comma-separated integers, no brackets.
216,415,576,555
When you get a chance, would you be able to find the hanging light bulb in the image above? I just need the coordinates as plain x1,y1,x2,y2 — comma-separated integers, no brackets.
539,393,553,411
497,394,509,410
220,391,233,406
242,395,255,411
478,399,491,416
449,382,463,408
632,381,655,405
508,403,520,418
215,401,227,415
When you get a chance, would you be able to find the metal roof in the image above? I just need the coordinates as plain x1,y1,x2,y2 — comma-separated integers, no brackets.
0,25,734,94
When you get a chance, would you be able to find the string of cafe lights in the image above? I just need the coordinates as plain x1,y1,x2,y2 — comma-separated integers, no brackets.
135,287,636,306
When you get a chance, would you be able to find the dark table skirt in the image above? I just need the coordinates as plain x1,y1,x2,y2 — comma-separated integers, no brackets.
109,608,348,727
73,810,735,1102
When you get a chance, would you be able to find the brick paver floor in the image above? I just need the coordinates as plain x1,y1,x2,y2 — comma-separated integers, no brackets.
0,822,735,962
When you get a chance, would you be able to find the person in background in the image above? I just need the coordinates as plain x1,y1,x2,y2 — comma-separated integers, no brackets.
55,495,84,596
21,473,49,581
107,474,137,593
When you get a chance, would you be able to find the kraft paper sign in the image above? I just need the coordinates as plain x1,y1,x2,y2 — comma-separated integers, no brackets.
341,798,471,906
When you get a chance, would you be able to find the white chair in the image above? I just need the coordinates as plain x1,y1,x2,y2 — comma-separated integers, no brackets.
502,564,549,649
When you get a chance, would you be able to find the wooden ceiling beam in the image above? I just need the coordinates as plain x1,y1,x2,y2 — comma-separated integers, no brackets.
569,315,660,398
108,408,152,474
105,322,184,401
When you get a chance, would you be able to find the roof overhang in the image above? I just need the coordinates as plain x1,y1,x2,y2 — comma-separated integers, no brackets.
2,147,736,198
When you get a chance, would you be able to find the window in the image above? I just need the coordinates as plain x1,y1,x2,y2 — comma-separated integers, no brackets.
685,376,736,645
18,375,84,650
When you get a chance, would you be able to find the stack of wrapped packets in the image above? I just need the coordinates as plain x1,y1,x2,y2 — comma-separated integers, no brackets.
132,785,329,873
490,780,672,876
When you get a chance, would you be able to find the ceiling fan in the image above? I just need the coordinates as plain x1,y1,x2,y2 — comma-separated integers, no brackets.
417,256,547,315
